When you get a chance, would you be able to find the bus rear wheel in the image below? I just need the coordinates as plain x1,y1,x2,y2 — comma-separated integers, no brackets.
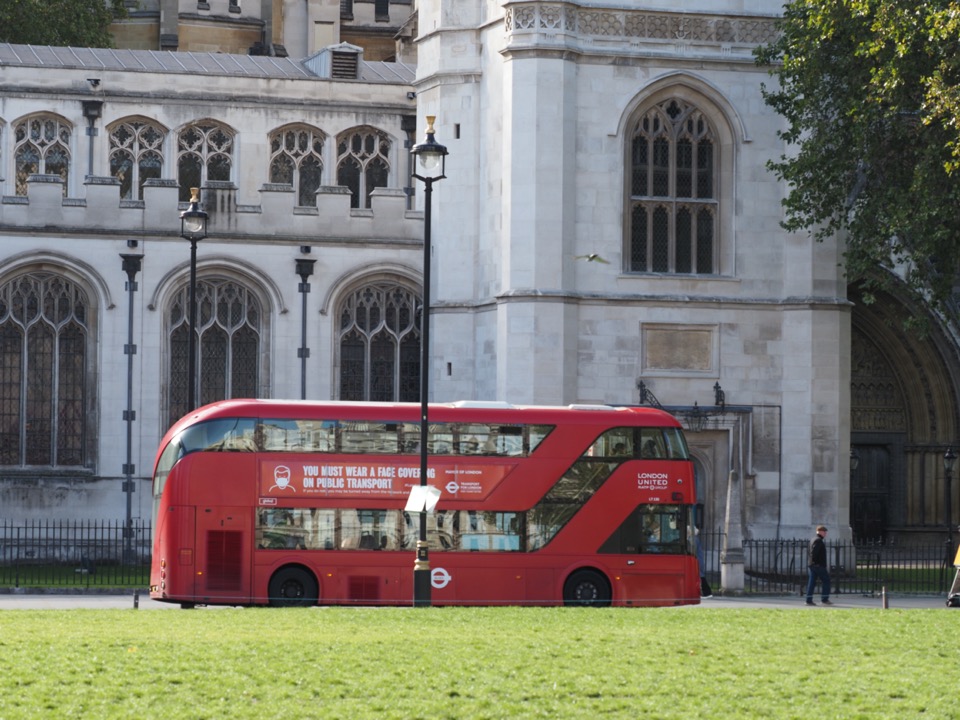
268,567,319,607
563,570,611,607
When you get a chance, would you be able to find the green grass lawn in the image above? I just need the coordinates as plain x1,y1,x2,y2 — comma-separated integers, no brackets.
0,606,955,719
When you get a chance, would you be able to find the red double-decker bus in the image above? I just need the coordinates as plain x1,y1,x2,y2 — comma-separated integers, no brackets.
149,399,699,607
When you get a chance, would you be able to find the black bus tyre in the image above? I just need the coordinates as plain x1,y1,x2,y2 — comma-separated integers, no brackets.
563,569,612,607
268,567,319,607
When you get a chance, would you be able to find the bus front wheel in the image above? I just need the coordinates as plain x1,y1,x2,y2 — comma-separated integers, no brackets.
268,567,319,607
563,570,611,607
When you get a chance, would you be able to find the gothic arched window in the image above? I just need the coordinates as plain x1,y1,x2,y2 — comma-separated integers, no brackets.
269,124,325,206
0,272,91,467
14,115,71,196
109,118,165,201
338,281,420,402
336,127,390,209
177,121,234,202
168,278,262,425
628,99,717,274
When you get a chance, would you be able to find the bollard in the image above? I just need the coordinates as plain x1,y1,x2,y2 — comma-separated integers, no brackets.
881,586,888,609
134,589,139,609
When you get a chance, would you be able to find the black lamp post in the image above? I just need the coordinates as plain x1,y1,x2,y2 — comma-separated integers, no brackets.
120,250,142,563
944,448,957,566
296,250,316,400
410,115,448,607
180,188,208,411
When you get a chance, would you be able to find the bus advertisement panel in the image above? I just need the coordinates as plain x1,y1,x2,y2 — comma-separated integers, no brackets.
258,460,513,500
150,400,700,608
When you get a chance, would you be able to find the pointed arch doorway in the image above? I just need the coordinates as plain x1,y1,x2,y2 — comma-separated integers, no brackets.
850,284,960,543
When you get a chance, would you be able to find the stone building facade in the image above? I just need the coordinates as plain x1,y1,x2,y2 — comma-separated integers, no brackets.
0,43,420,522
1,0,958,545
413,0,960,543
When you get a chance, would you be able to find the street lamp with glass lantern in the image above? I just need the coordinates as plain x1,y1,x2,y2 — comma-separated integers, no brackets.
410,115,448,607
180,187,208,412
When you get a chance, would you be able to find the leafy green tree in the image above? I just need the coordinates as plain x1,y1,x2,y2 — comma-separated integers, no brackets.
0,0,127,48
756,1,960,315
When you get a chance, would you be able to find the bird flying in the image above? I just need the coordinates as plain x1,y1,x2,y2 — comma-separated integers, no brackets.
574,253,610,264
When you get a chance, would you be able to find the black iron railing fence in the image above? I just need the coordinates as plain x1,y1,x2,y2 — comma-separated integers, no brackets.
699,531,955,595
0,520,151,588
0,521,952,594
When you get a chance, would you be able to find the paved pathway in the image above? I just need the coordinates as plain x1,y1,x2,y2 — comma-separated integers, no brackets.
698,593,947,610
0,591,950,610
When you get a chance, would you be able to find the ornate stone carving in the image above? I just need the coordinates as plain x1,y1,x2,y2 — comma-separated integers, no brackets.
851,329,906,432
504,2,779,48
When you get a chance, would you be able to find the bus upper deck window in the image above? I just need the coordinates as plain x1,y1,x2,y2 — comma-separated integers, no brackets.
179,418,258,453
526,425,552,455
661,428,690,459
586,429,634,458
639,429,666,459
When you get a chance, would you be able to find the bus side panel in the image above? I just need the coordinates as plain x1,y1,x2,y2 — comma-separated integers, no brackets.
524,567,557,605
188,454,259,507
252,554,405,606
435,559,527,606
195,505,253,605
340,562,404,605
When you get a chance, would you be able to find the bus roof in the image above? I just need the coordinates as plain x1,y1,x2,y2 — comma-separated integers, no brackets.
163,399,681,437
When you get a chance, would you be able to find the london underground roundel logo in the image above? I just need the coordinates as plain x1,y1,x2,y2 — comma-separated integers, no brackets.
445,481,460,494
431,567,452,589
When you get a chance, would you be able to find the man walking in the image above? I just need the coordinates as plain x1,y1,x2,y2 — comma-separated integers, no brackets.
806,525,832,605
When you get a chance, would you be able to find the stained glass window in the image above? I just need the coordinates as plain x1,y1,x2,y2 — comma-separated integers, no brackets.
338,281,420,401
177,121,234,202
109,119,165,201
168,278,262,425
269,125,325,207
335,127,391,209
14,116,71,196
0,272,89,466
628,99,716,274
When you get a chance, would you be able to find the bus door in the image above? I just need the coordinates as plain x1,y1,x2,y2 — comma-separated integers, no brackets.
601,503,696,605
195,506,252,604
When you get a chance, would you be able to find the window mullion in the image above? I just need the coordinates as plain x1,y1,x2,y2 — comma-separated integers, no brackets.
358,157,367,207
646,204,654,271
224,324,234,399
50,332,60,466
669,201,677,273
646,135,653,199
19,333,28,466
362,330,371,401
690,207,699,274
669,128,677,273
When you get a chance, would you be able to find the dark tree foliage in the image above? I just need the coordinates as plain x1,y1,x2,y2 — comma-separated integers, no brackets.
756,1,960,319
0,0,127,48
